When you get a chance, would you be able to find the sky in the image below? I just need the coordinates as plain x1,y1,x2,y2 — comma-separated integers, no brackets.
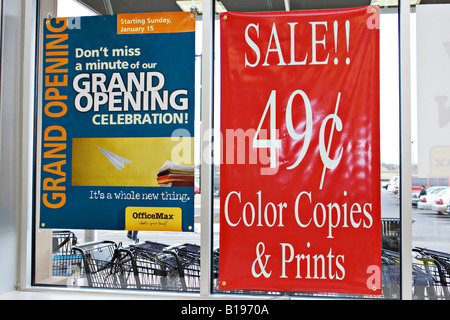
57,0,95,16
56,0,415,165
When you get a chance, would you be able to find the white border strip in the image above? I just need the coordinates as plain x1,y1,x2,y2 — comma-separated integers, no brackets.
199,0,214,297
399,0,413,301
19,0,38,291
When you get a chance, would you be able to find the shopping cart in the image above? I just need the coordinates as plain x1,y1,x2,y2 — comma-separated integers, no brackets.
73,240,140,289
413,248,450,299
382,248,450,299
213,248,220,283
381,218,400,251
129,241,219,292
51,230,83,277
381,249,401,298
167,244,220,290
129,241,187,291
414,247,450,285
52,230,78,254
163,243,201,291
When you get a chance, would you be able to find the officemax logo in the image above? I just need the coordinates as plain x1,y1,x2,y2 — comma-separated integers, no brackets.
132,211,174,220
125,206,183,232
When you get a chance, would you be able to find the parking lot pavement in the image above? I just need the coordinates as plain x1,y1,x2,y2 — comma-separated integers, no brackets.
382,188,450,254
412,206,450,253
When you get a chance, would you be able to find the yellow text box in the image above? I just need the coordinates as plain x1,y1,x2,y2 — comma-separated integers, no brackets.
125,206,182,231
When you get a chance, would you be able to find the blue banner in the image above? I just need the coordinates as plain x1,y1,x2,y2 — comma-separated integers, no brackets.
39,13,196,231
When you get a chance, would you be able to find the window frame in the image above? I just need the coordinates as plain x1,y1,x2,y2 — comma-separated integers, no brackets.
18,0,415,299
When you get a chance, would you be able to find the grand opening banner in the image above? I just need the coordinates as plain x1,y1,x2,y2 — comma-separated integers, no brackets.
219,6,381,295
39,12,196,231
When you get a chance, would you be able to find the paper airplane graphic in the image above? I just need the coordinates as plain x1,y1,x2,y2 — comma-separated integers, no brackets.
98,147,131,170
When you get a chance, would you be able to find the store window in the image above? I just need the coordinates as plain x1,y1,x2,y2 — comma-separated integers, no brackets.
213,4,399,300
29,0,450,300
33,0,203,292
413,3,450,300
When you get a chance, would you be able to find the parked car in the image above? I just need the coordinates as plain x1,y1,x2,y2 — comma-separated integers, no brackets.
386,176,399,193
417,187,450,210
431,188,450,214
393,178,400,195
411,190,429,207
446,203,450,215
412,190,422,206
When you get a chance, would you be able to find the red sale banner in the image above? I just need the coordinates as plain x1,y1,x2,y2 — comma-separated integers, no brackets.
219,6,381,295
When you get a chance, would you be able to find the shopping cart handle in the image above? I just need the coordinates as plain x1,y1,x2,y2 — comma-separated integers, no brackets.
73,240,116,249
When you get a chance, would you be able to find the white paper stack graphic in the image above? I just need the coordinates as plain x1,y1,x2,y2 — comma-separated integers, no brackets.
98,147,131,170
156,160,194,187
157,160,195,173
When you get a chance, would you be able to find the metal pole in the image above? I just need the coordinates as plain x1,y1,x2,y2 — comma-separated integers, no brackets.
103,0,113,15
399,0,413,300
199,0,215,297
84,230,98,242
